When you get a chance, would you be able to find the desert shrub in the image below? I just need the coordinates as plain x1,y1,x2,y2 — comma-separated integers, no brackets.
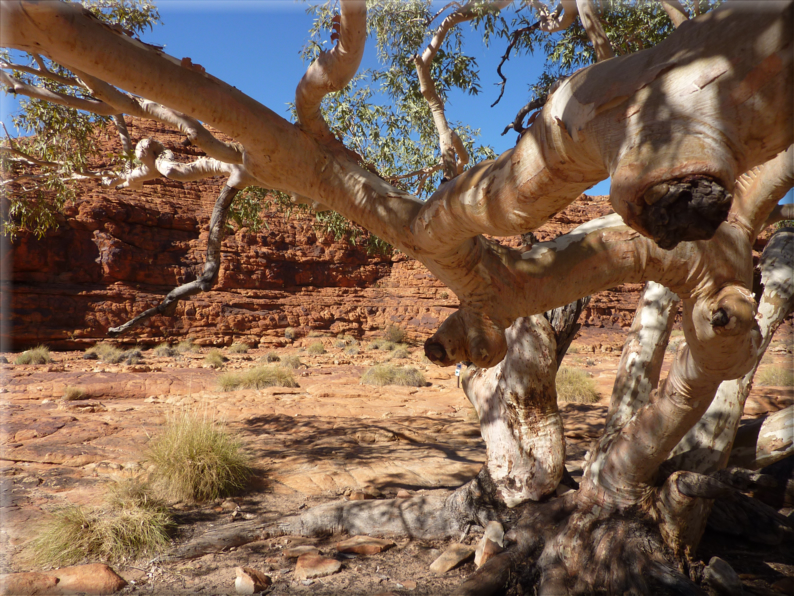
284,327,297,341
86,343,126,363
146,409,252,503
756,366,794,387
307,341,326,355
384,325,406,343
345,344,360,356
15,345,52,365
229,342,250,354
334,339,347,348
262,351,280,363
440,291,449,300
123,349,144,365
153,343,178,358
361,365,426,387
368,339,396,351
205,349,227,369
281,355,304,369
390,345,410,359
308,330,325,338
218,365,298,391
556,367,600,403
176,340,198,353
29,479,173,566
62,386,88,401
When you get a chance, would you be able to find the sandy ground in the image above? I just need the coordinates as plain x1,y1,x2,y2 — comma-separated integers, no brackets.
1,328,792,595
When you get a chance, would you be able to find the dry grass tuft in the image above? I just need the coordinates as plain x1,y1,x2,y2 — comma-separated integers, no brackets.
15,345,52,365
218,366,298,391
62,386,88,401
361,365,426,387
205,349,227,369
390,345,410,359
307,341,326,355
176,340,198,353
281,355,304,369
229,342,250,354
29,479,173,566
146,409,252,503
368,339,396,351
284,327,297,341
153,343,179,358
86,343,141,364
756,366,794,387
383,325,407,343
556,367,600,403
345,344,360,356
262,351,280,363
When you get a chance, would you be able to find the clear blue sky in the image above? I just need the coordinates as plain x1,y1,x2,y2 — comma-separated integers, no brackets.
2,0,791,203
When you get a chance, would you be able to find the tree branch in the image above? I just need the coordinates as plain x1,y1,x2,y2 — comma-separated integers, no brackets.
1,56,80,86
0,69,116,115
108,184,240,336
575,0,614,61
659,0,690,28
765,203,794,228
295,0,367,145
529,0,578,33
111,114,132,156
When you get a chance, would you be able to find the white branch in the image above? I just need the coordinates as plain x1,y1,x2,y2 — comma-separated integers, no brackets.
575,0,614,61
1,57,80,86
529,0,578,33
295,0,367,144
659,0,690,28
0,69,116,115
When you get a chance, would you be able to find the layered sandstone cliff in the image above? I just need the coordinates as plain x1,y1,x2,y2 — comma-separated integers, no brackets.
6,119,643,350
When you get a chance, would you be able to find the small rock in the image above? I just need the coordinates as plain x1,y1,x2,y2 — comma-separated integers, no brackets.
234,566,271,594
294,554,342,580
349,490,374,501
220,499,238,511
474,521,504,568
83,352,99,360
704,557,744,596
282,545,320,558
429,543,475,574
402,579,418,590
335,535,395,555
0,571,58,595
395,489,412,499
0,356,8,364
3,563,129,595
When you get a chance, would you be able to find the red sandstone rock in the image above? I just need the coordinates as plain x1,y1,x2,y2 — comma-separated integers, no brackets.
0,564,127,595
335,535,395,555
294,554,342,580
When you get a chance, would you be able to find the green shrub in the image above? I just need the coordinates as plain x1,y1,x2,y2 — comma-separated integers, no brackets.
361,365,426,387
62,386,88,401
146,409,252,503
756,366,794,387
281,355,304,369
384,325,406,343
15,345,52,365
229,342,250,354
218,366,298,391
307,341,326,355
29,479,173,566
176,340,198,354
262,351,280,363
153,343,178,358
205,349,227,369
284,327,297,341
556,367,600,403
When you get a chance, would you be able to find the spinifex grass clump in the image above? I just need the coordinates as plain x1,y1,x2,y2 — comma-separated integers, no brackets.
262,351,280,363
15,345,52,365
153,343,179,358
556,367,600,403
146,409,252,503
205,349,228,369
368,339,396,351
62,386,88,401
307,341,326,355
384,325,407,343
218,366,298,391
29,479,174,566
229,342,250,354
361,365,426,387
176,340,198,353
281,355,304,369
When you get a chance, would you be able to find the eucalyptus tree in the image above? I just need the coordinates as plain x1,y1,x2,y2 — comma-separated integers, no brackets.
2,1,793,593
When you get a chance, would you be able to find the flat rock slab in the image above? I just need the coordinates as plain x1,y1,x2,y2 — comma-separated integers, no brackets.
294,554,342,580
282,545,320,558
429,543,475,574
0,563,127,595
336,535,396,555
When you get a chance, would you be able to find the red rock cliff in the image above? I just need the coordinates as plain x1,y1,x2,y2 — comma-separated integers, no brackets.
6,120,642,350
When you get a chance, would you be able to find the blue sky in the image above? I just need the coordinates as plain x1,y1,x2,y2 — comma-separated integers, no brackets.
2,0,791,203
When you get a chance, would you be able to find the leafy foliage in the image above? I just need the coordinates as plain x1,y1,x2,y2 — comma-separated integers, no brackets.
1,1,160,239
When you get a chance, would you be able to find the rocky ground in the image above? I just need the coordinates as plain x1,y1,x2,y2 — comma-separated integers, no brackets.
1,327,792,595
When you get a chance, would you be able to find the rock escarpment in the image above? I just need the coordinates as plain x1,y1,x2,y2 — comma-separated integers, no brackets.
6,120,642,350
